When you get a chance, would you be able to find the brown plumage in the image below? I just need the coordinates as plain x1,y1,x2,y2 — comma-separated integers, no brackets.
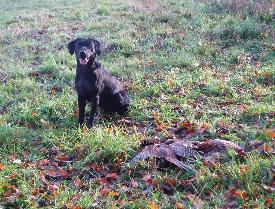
168,140,200,158
129,138,263,172
130,143,196,173
194,139,243,154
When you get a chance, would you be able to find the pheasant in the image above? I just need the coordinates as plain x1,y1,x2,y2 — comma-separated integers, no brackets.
130,142,197,173
128,138,263,172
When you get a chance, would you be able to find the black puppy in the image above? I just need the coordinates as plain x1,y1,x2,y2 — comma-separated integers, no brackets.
68,38,129,127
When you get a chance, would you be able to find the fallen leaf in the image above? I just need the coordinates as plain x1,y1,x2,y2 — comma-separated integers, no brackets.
265,197,273,207
31,188,41,196
168,178,177,186
142,174,151,182
60,169,69,178
73,108,79,117
156,123,167,131
131,179,139,188
98,178,108,185
167,79,174,87
202,122,210,130
176,202,183,209
182,121,191,128
56,155,70,161
255,61,261,68
108,191,119,199
263,144,271,152
70,206,81,209
48,184,58,191
148,201,159,209
37,159,50,167
100,186,110,195
267,130,275,139
224,188,237,200
153,111,158,118
240,165,249,175
73,177,81,188
253,86,261,96
46,169,61,179
234,190,249,200
0,163,5,171
10,172,17,179
106,173,118,181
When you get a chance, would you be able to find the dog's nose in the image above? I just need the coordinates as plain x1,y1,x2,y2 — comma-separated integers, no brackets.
79,50,86,58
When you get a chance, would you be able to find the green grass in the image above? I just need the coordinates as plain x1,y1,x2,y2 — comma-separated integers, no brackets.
0,0,274,208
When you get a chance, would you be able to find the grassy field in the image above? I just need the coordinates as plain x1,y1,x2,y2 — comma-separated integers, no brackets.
0,0,274,208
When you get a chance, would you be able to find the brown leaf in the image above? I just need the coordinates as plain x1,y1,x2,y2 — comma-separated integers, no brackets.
168,178,177,186
224,188,236,200
265,197,273,207
100,186,111,195
10,172,17,179
108,191,120,199
176,202,183,209
0,163,5,171
263,144,271,152
31,188,41,196
70,206,81,209
39,171,48,185
98,178,108,185
148,201,159,209
37,159,50,167
105,172,118,181
153,111,158,119
182,121,191,128
235,190,249,200
73,108,79,117
131,179,139,188
73,177,81,188
47,184,58,191
226,189,249,200
240,165,249,176
255,61,261,68
142,174,151,182
56,155,69,161
46,169,61,178
60,169,69,178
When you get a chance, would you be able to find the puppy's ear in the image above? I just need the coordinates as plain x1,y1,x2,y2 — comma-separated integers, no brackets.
89,38,101,55
67,38,79,55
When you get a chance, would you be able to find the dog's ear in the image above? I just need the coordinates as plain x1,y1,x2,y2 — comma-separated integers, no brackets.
67,38,79,55
89,38,101,55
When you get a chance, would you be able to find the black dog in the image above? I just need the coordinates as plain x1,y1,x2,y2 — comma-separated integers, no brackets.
68,38,129,127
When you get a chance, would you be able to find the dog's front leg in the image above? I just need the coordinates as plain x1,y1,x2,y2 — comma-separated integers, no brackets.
78,95,86,126
88,95,99,128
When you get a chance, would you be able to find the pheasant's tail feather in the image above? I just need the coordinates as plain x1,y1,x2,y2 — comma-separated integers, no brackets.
166,158,197,174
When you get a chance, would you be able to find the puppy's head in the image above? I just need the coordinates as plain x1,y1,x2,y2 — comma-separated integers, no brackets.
68,38,101,66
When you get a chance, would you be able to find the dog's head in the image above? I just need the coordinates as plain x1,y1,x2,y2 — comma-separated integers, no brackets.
68,38,101,66
114,90,129,115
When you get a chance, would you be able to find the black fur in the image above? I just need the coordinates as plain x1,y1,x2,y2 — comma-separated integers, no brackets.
68,38,129,127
